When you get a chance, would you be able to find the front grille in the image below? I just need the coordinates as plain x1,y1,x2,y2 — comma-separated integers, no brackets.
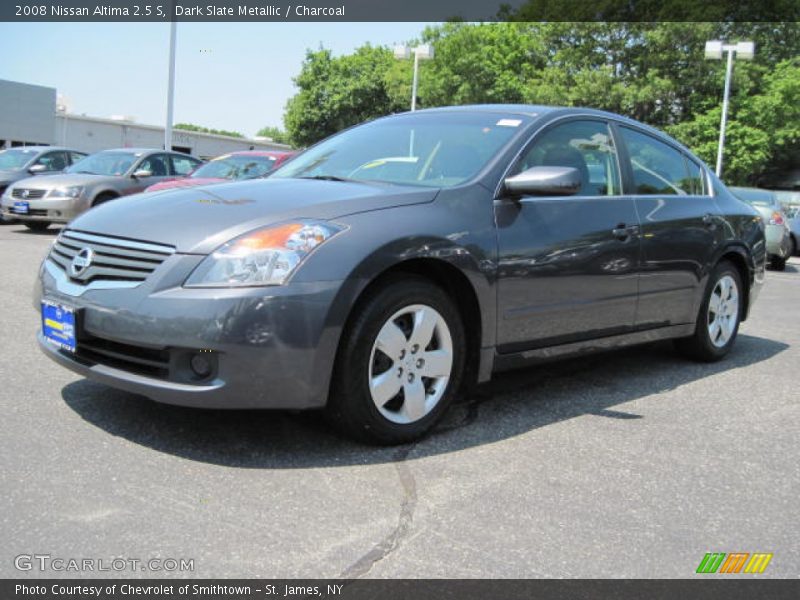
48,229,176,285
69,333,171,379
12,188,46,199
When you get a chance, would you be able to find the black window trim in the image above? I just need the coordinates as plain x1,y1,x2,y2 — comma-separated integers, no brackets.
615,123,714,199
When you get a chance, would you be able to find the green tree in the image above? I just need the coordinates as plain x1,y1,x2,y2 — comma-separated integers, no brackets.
255,126,291,145
174,123,244,138
284,45,407,147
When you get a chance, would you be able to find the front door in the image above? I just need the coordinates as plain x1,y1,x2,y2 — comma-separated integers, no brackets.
495,118,640,353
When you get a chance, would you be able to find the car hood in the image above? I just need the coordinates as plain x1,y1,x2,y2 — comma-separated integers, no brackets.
146,177,226,192
0,169,24,184
10,173,121,189
68,178,439,254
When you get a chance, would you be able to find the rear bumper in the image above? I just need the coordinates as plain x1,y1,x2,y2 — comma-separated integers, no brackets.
765,224,792,258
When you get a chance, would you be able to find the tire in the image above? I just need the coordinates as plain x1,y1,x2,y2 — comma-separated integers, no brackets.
769,255,787,271
675,261,743,362
24,221,51,232
326,276,466,445
92,193,118,207
792,235,798,257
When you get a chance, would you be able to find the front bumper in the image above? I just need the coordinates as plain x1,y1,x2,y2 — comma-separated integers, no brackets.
1,195,82,223
36,256,347,409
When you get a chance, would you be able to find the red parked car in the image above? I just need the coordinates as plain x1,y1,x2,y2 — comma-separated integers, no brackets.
145,150,295,193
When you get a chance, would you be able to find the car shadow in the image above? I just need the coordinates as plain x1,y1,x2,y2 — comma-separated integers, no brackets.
61,334,788,468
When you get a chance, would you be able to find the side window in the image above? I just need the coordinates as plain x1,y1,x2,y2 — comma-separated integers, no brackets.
683,157,706,195
517,120,622,196
69,152,87,165
36,151,68,171
137,154,169,176
171,155,199,176
620,127,691,195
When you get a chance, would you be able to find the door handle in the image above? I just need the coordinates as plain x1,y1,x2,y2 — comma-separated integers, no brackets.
612,223,638,241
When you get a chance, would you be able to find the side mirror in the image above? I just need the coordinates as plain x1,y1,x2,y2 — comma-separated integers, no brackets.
504,166,582,197
28,164,47,174
132,169,153,178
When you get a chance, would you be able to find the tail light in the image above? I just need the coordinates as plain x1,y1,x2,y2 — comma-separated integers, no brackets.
769,211,784,226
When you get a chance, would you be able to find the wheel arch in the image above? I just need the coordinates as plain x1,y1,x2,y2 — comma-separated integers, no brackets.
715,243,754,322
343,256,486,386
91,190,120,206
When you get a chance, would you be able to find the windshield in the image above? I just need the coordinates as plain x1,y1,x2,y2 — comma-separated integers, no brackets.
192,154,277,180
67,152,138,176
731,187,776,206
0,148,37,170
271,112,530,187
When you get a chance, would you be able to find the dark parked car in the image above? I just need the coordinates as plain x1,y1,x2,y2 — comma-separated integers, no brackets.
34,105,766,444
1,148,202,231
0,146,87,223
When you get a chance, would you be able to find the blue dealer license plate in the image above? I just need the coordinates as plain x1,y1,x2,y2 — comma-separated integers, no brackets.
42,300,76,353
13,201,29,214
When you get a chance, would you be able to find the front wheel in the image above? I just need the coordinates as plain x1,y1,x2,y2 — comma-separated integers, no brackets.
24,221,51,232
326,276,466,445
675,261,742,362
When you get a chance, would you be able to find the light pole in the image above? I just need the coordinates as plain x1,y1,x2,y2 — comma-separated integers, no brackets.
394,44,434,111
705,40,754,177
164,21,177,151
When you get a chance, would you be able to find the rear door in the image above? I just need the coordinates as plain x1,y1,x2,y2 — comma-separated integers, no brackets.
616,126,721,328
494,118,641,352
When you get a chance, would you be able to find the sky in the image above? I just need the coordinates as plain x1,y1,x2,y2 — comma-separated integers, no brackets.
0,22,433,138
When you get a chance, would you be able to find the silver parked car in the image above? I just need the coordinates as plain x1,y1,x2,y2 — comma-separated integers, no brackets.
730,187,793,270
774,190,799,256
1,148,202,231
0,146,87,224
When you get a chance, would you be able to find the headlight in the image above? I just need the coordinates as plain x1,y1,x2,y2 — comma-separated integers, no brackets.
184,220,345,287
48,186,83,199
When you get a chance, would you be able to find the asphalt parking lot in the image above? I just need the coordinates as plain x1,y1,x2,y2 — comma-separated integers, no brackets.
1,222,798,579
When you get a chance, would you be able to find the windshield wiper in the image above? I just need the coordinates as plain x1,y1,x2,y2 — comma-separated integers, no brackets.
296,175,355,183
73,170,98,175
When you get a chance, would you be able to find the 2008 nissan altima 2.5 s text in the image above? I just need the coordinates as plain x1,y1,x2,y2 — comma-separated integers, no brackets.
35,105,766,444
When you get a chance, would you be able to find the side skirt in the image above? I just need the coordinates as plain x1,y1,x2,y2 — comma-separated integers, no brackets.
491,323,696,374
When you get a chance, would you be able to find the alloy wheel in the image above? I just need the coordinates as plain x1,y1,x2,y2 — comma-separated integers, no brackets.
368,304,454,424
707,274,739,348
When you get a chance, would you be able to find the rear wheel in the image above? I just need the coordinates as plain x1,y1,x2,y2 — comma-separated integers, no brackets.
326,276,466,445
769,255,787,271
675,261,742,362
24,221,51,232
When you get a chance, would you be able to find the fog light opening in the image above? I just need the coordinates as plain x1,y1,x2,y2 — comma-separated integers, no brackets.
190,353,213,378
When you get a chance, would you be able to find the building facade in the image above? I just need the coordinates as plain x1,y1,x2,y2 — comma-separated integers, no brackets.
1,79,290,159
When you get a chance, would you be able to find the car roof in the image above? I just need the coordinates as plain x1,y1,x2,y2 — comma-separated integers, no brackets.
399,104,698,157
97,147,195,156
0,146,80,153
217,150,294,158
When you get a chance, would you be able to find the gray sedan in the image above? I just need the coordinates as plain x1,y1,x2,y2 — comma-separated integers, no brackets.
33,105,765,444
1,148,202,231
0,146,87,223
730,187,793,270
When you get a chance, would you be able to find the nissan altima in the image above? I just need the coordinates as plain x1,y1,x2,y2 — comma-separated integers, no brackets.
34,105,766,444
